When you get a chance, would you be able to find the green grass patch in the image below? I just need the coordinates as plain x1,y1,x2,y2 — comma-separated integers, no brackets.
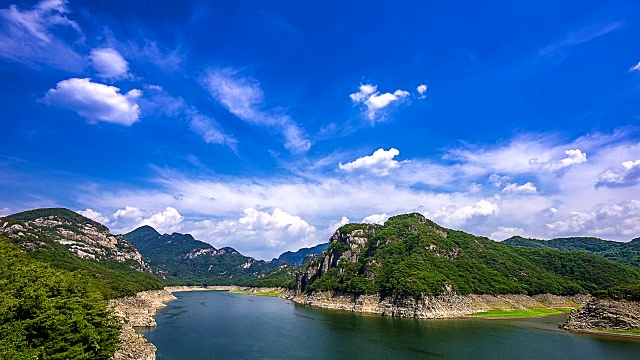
229,289,280,297
468,308,567,318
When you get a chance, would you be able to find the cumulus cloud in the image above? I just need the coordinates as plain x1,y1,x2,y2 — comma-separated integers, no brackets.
90,47,129,79
546,200,640,237
201,68,311,153
417,84,428,99
190,208,317,259
110,206,183,234
531,149,587,172
433,199,499,225
77,208,109,224
596,159,640,188
502,182,537,194
362,213,389,224
42,78,142,125
350,84,410,122
490,226,525,240
0,0,85,71
339,148,406,176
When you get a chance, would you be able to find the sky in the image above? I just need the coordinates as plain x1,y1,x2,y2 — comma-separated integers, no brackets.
1,0,640,260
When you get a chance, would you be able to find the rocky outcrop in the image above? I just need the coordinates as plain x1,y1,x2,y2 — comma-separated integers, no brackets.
283,291,579,318
561,299,640,332
0,214,151,272
109,289,177,360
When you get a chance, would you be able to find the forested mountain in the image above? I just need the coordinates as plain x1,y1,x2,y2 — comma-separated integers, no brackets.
0,209,164,358
503,236,640,267
1,208,163,298
124,226,278,285
298,213,640,297
272,243,328,265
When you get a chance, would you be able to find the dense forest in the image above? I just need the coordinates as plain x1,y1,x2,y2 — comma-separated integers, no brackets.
0,236,121,359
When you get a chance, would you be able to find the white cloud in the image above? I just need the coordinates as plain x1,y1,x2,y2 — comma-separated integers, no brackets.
546,200,640,237
490,226,525,240
433,199,499,225
201,68,311,153
139,207,183,234
489,174,511,187
0,0,85,71
530,149,587,171
42,78,142,126
596,159,640,188
0,207,11,217
339,148,405,176
350,84,410,122
110,206,183,234
417,84,428,99
539,21,623,57
630,61,640,72
77,208,109,224
362,213,389,224
90,48,129,79
190,208,317,259
502,182,537,194
187,109,237,150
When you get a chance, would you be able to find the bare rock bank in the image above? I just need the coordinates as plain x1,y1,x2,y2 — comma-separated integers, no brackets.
109,289,177,360
282,291,581,318
561,299,640,334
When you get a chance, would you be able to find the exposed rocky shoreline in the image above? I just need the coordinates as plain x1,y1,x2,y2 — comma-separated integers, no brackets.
283,290,588,318
109,289,176,360
561,298,640,336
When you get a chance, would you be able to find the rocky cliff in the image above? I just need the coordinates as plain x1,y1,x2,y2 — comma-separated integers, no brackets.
562,299,640,332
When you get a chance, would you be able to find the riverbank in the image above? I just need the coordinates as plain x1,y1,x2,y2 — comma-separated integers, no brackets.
561,298,640,338
282,291,588,319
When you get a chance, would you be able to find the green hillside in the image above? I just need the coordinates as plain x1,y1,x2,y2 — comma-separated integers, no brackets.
302,214,640,297
503,236,640,267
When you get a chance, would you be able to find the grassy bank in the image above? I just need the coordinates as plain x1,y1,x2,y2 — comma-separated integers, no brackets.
468,307,573,319
230,290,280,297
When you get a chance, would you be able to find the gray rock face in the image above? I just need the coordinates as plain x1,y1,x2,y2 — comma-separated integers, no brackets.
562,299,640,331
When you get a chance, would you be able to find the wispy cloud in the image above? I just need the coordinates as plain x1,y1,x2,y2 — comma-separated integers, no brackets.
201,68,311,153
0,0,85,71
539,21,624,56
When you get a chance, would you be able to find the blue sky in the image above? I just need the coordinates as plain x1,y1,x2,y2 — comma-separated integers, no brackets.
1,0,640,259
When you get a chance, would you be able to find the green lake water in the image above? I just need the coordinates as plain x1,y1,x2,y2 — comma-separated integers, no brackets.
139,291,640,359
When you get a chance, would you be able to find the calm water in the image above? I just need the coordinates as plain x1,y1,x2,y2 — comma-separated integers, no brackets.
139,291,640,360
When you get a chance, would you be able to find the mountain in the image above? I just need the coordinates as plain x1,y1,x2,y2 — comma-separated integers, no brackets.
503,236,640,267
0,208,163,298
124,226,278,285
272,243,328,265
297,213,640,296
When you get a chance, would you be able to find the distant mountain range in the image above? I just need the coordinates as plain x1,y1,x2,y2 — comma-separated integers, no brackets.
271,243,328,265
503,236,640,267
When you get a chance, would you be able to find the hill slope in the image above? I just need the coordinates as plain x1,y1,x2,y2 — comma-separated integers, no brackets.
124,226,278,285
503,236,640,267
0,208,163,298
298,213,640,297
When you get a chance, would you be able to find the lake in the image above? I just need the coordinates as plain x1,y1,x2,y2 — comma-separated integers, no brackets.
139,291,640,359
